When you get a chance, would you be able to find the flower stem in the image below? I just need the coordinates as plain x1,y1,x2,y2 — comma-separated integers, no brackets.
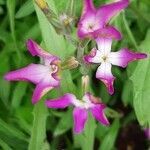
28,100,48,150
122,12,139,50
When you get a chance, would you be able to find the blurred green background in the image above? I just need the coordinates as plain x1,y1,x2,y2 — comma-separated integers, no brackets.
0,0,150,149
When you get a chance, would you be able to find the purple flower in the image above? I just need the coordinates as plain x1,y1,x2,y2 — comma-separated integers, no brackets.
77,0,129,40
4,39,60,104
45,92,109,134
84,37,147,94
144,128,150,140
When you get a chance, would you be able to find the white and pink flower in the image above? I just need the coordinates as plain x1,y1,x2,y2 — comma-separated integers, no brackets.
5,39,61,104
45,92,109,134
84,37,147,94
78,0,129,40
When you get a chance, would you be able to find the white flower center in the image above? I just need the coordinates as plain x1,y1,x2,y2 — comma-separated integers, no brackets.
73,96,94,109
82,16,100,33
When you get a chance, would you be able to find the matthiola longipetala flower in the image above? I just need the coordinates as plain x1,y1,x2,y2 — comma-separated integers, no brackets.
84,37,147,94
77,0,129,39
45,92,109,133
5,39,61,104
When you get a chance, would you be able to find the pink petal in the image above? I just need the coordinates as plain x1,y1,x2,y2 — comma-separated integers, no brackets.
96,37,112,55
26,39,58,65
82,0,95,14
109,48,147,68
32,73,60,103
4,64,50,84
45,94,76,108
84,92,101,104
98,0,129,25
96,62,115,95
73,107,88,134
90,104,109,126
32,83,53,104
84,48,102,64
96,26,122,40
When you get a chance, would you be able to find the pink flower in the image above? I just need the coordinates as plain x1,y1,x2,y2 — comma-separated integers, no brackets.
84,37,147,94
77,0,129,40
45,92,109,134
144,128,150,140
4,39,60,104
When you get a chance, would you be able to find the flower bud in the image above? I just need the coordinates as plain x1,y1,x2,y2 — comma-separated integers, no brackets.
61,57,79,70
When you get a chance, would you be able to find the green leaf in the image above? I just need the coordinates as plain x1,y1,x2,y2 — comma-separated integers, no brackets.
74,114,96,150
0,138,12,150
0,118,28,142
11,82,28,109
130,29,150,126
6,0,16,41
99,119,120,150
28,100,48,150
33,0,66,58
121,80,133,106
15,0,34,19
54,109,72,136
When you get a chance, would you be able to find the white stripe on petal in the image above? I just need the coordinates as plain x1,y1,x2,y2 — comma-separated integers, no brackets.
96,38,112,55
96,62,115,95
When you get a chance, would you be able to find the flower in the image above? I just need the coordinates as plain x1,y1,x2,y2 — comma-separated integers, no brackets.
77,0,129,40
84,37,147,94
144,128,150,140
45,92,109,134
4,39,60,104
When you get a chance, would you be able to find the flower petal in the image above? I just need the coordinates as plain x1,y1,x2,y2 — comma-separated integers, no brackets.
73,107,88,134
45,93,76,108
27,39,58,65
84,48,102,64
82,0,95,14
32,72,60,104
109,48,147,68
96,37,112,55
96,62,115,95
32,83,53,104
90,104,109,126
98,0,129,25
84,92,102,104
96,26,122,40
4,64,50,84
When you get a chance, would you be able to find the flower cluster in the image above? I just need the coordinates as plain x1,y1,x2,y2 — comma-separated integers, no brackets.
5,0,147,134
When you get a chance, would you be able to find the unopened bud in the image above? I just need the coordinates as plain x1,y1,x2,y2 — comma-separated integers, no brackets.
82,75,89,93
61,57,79,70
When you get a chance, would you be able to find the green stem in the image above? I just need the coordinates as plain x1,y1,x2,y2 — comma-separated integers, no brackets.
122,12,138,50
28,100,48,150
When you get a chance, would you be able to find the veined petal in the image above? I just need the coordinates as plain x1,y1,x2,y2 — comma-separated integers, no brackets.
90,104,109,126
84,92,102,104
96,62,115,95
96,26,122,40
32,83,53,104
82,0,95,14
4,64,50,84
45,93,76,108
109,48,147,68
73,107,88,134
32,73,60,104
27,39,58,65
96,37,112,55
98,0,129,25
84,48,102,64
